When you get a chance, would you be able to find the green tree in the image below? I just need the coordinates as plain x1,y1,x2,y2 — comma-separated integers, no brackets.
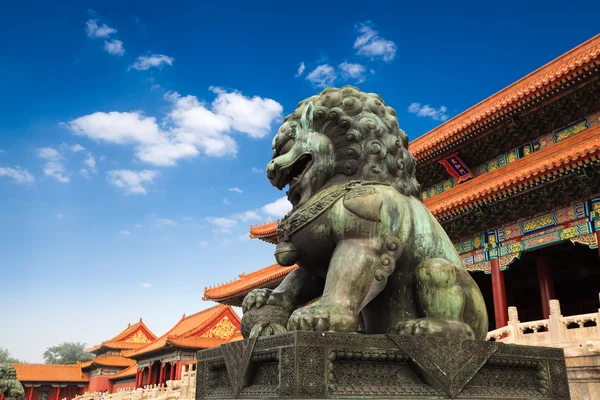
0,348,25,364
43,342,93,364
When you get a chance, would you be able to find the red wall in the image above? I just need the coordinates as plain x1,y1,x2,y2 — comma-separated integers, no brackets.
87,376,112,393
111,380,136,392
25,385,84,400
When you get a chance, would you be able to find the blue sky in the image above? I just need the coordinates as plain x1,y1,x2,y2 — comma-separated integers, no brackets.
1,0,598,362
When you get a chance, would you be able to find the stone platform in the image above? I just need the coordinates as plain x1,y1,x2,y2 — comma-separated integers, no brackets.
195,331,570,399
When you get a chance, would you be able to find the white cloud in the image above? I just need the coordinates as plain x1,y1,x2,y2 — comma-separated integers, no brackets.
120,230,132,236
140,283,152,288
262,197,292,218
251,167,263,173
229,187,243,193
408,103,449,121
66,88,283,166
104,39,125,56
354,22,396,62
295,62,306,77
70,144,85,153
198,241,208,246
38,147,69,183
339,62,367,83
209,86,283,138
155,218,178,228
223,198,231,205
56,213,64,219
0,166,34,184
306,64,337,88
129,54,174,71
86,19,117,38
207,217,238,229
106,169,158,195
234,210,261,222
150,84,161,91
135,224,142,228
83,152,97,173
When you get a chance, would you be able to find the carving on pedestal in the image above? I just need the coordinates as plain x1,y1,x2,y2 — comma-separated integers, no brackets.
388,335,500,398
220,337,257,398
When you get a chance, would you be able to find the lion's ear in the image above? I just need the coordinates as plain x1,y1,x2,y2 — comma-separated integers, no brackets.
300,102,314,131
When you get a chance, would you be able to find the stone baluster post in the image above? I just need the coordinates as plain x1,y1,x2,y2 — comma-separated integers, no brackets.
549,299,562,346
507,306,520,344
179,368,189,400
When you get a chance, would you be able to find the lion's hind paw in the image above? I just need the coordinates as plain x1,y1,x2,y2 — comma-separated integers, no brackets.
389,318,475,339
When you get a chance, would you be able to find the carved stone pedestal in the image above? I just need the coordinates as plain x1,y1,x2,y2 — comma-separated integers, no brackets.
195,331,570,399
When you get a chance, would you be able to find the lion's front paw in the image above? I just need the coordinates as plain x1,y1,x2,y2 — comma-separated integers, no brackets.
242,288,273,312
287,305,358,332
389,318,475,339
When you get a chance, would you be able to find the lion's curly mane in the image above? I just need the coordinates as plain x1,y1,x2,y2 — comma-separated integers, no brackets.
278,85,421,199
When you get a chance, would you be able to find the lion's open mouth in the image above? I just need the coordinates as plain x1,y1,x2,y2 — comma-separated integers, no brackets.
273,153,312,192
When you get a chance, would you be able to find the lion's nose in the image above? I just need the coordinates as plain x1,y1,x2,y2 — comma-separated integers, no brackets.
266,161,276,180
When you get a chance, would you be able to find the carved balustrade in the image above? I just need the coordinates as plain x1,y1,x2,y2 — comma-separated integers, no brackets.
486,298,600,352
72,368,197,400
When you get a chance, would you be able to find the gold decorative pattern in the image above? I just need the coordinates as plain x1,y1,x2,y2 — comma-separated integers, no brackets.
570,233,598,248
125,330,151,343
522,214,554,233
559,227,578,240
201,316,239,339
555,120,588,141
507,242,524,254
500,254,520,268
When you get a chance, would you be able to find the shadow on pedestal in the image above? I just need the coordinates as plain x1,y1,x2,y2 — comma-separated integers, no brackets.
195,332,570,399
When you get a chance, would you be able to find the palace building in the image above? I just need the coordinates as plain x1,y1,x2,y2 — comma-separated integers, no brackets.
204,33,600,337
122,305,242,389
82,319,157,392
10,307,241,400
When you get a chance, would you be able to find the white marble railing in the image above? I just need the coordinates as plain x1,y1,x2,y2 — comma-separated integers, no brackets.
73,368,197,400
487,299,600,353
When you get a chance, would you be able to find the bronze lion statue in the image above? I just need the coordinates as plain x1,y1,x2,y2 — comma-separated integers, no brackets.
242,86,488,340
0,364,25,400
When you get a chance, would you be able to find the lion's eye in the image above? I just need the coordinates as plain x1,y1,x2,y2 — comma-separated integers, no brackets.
278,138,295,155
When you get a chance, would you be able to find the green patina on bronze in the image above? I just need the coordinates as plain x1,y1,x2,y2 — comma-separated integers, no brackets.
242,86,488,340
0,364,25,400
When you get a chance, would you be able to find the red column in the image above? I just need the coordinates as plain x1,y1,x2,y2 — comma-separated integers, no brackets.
170,363,175,381
27,387,34,400
55,386,61,400
159,363,164,385
536,256,555,319
135,370,140,388
596,231,600,257
147,364,153,387
490,257,508,328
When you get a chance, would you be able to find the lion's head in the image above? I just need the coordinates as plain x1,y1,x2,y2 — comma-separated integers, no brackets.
266,86,420,209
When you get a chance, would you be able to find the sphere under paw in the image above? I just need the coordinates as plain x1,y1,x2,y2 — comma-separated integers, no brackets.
241,304,291,338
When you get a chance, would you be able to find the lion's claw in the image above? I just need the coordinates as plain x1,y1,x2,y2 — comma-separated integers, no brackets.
242,288,273,313
390,318,475,339
287,305,358,332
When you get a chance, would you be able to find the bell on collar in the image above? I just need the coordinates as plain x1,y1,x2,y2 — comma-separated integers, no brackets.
274,240,298,266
